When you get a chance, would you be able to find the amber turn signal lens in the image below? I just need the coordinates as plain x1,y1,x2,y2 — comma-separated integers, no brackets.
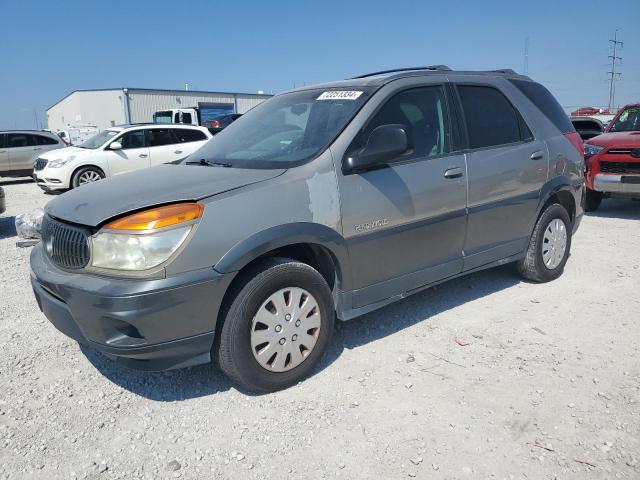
104,203,204,231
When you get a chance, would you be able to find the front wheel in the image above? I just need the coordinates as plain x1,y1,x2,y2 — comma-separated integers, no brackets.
217,258,335,392
517,203,572,283
71,166,104,188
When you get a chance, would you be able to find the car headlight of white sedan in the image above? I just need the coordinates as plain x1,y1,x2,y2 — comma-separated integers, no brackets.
48,156,76,168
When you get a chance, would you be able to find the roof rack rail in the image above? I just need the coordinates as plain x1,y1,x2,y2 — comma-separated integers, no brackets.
486,69,517,75
350,65,452,79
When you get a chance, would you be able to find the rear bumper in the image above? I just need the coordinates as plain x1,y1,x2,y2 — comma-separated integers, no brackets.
30,244,235,371
593,173,640,195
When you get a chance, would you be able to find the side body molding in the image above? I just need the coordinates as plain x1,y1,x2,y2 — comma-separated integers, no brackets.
213,222,352,289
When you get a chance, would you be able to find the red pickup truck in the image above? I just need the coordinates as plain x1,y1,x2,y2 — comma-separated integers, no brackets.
583,104,640,211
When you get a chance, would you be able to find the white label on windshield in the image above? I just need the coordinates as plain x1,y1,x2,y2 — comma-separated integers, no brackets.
317,91,363,101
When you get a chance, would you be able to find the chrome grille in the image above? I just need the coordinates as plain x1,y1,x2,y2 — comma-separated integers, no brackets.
42,216,91,269
34,158,48,171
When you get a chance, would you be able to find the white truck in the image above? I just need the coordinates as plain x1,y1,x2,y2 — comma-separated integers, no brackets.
153,103,238,128
56,124,99,146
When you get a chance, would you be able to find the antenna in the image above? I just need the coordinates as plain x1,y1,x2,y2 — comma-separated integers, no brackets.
523,36,529,75
607,29,623,111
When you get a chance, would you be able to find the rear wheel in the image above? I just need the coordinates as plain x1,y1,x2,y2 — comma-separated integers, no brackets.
71,166,104,188
584,189,603,212
517,203,572,283
217,258,335,392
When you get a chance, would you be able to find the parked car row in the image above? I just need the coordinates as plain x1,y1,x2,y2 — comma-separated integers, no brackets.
0,130,66,177
30,66,585,392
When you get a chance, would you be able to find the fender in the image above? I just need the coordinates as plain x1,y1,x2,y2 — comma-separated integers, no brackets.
214,222,352,289
535,175,583,222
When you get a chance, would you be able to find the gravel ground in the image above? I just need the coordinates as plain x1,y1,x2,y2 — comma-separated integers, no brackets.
1,178,639,480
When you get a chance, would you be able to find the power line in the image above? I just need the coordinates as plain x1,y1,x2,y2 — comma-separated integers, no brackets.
607,29,623,110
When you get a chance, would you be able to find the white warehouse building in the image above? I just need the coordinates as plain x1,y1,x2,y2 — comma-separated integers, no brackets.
46,88,273,131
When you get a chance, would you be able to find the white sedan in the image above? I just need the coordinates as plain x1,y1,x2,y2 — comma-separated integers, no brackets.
33,124,212,191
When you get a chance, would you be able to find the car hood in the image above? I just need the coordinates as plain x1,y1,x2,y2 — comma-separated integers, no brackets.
39,146,92,159
46,164,285,227
587,131,640,148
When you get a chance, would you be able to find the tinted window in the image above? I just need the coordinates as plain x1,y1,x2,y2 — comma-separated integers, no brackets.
352,86,450,160
509,79,574,133
181,112,193,124
119,131,145,149
7,133,38,148
173,129,207,143
36,134,60,145
457,85,524,149
146,129,175,147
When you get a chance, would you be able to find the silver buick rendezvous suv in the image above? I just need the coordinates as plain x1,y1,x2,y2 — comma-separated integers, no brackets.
31,66,584,392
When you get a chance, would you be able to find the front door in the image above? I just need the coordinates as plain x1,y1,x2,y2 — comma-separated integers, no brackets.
106,130,150,175
336,85,468,308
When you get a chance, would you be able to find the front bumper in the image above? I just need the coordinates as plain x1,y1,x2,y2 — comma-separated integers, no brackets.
33,170,69,190
593,173,640,195
30,244,234,370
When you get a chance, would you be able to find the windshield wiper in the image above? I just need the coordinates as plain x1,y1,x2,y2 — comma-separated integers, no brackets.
186,159,233,168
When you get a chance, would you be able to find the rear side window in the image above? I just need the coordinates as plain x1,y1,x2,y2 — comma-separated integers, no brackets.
36,135,60,145
146,129,175,147
509,79,574,133
172,129,207,143
457,85,527,149
7,133,38,148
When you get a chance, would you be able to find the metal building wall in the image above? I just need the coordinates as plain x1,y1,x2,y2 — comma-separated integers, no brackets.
127,90,271,123
46,89,126,131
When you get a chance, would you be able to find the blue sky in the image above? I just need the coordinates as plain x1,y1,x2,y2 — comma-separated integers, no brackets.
1,0,638,129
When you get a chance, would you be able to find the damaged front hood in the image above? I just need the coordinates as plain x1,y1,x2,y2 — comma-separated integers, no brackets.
46,164,285,227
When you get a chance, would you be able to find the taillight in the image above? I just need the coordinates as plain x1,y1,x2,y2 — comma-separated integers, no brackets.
564,132,583,155
211,120,220,128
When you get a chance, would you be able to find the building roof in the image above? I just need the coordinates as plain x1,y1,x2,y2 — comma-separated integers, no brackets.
47,87,272,112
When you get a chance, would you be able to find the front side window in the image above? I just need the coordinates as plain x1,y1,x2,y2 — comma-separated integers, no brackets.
181,112,193,124
351,86,451,160
610,107,640,132
457,85,528,149
79,130,119,149
146,129,175,147
191,88,372,168
173,129,207,143
118,130,145,149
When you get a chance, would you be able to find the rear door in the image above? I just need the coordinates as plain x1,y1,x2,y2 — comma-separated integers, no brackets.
452,82,547,270
169,128,209,161
7,133,42,172
105,129,150,175
145,128,183,166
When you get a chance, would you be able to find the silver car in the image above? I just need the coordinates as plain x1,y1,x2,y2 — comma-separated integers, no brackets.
0,130,65,177
31,66,585,392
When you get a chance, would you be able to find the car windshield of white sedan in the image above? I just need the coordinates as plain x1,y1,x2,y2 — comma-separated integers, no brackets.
78,130,119,149
190,88,371,168
610,107,640,132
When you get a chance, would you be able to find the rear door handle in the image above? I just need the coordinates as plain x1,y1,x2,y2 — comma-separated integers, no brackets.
443,167,463,179
174,150,183,154
530,151,544,160
33,147,42,151
139,154,148,158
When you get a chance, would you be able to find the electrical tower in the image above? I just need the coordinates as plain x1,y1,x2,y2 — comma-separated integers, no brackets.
523,36,529,75
607,30,623,111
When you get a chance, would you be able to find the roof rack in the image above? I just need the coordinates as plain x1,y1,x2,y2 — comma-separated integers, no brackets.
485,69,517,75
351,65,452,79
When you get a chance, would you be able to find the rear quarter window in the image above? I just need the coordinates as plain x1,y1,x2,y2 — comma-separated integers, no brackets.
509,79,574,134
36,135,61,145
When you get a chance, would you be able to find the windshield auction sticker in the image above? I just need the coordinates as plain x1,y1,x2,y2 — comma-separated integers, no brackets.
317,91,363,101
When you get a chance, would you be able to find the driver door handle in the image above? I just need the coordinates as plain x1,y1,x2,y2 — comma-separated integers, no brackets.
530,151,544,160
139,154,148,158
443,167,463,179
174,150,183,154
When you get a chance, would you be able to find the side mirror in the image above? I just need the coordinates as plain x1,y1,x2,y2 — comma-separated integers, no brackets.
344,124,409,173
109,142,122,150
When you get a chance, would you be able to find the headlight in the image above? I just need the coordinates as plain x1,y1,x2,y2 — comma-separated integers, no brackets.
48,156,76,168
90,202,204,271
584,144,604,157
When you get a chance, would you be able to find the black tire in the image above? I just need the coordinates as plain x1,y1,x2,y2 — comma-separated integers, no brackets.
217,258,335,393
584,189,603,212
517,203,572,283
71,166,104,188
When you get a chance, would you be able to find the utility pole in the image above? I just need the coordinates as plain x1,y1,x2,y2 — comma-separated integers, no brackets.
607,30,623,111
523,36,529,75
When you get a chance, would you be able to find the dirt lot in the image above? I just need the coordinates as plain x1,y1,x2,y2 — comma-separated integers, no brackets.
0,178,638,480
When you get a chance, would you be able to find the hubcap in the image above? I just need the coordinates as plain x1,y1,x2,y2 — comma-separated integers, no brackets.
78,170,102,185
250,287,321,372
542,218,567,270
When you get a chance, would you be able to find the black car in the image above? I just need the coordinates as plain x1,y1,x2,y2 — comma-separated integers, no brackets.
208,113,242,134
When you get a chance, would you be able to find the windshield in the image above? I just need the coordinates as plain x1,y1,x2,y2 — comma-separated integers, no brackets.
609,107,640,132
189,88,372,168
154,111,173,124
78,130,120,149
